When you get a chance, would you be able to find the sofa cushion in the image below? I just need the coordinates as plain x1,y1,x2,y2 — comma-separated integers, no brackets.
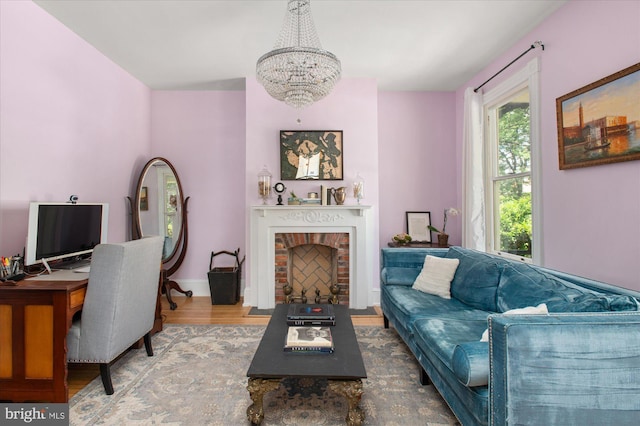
497,262,640,313
555,292,640,312
497,262,584,312
480,303,548,342
445,247,507,312
412,255,460,299
411,320,491,426
381,285,490,330
412,317,489,378
381,267,421,286
606,294,640,311
452,342,490,387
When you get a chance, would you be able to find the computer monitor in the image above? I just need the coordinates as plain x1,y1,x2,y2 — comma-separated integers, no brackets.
25,202,109,268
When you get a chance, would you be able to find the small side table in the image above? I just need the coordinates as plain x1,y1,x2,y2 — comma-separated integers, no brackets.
387,242,449,248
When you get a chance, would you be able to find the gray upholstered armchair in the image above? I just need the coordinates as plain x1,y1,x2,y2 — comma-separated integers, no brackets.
67,236,163,394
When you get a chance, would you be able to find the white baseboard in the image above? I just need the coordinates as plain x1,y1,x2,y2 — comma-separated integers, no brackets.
169,279,246,298
172,279,380,307
370,288,380,306
168,279,210,297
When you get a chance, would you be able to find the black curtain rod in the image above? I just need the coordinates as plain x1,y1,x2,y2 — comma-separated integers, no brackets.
474,41,544,93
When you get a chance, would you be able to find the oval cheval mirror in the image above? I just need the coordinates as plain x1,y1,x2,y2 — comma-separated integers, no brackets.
130,157,192,310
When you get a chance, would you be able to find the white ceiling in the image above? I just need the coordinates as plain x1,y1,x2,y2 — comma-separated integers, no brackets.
33,0,565,91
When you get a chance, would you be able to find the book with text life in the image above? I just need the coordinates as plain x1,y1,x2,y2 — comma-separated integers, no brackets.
283,326,334,353
286,318,336,326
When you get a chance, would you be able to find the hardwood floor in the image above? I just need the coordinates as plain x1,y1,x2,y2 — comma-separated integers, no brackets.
68,296,383,398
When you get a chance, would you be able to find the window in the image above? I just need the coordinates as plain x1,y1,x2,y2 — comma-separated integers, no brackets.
483,58,541,262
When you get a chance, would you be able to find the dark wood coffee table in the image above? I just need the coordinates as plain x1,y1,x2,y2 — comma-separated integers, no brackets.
246,304,367,425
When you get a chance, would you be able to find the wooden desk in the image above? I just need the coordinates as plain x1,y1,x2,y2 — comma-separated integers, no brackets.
0,270,164,402
0,277,88,403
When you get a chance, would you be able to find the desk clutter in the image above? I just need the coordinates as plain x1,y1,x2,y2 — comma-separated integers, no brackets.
0,255,23,282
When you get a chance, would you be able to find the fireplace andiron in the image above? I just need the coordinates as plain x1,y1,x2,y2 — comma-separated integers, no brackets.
284,283,340,304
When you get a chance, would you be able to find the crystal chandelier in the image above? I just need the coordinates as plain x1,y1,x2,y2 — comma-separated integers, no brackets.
256,0,341,109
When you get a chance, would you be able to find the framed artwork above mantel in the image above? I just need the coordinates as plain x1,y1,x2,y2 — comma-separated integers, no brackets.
280,130,343,180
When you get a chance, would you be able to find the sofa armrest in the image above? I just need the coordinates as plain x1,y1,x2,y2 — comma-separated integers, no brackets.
380,247,448,286
488,312,640,426
452,341,489,387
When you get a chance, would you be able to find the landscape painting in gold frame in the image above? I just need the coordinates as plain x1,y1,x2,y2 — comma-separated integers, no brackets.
556,62,640,170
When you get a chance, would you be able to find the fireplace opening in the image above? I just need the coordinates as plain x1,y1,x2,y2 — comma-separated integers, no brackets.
275,233,349,305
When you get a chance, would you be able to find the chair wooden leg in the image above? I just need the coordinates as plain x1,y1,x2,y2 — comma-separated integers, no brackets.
143,332,153,356
99,363,114,395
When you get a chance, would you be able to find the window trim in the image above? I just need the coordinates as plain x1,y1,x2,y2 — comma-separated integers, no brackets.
482,57,542,264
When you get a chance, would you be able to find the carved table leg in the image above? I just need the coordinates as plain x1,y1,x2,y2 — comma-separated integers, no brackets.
328,379,365,426
246,378,280,425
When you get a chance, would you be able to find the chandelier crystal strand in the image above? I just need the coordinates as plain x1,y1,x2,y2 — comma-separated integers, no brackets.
256,0,341,109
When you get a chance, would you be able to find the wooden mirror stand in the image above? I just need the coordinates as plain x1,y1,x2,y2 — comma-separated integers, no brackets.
129,157,192,312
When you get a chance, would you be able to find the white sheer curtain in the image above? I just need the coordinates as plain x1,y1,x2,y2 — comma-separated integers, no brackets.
462,87,485,250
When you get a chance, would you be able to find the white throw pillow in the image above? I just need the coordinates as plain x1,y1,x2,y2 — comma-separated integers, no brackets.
480,303,548,342
412,255,460,299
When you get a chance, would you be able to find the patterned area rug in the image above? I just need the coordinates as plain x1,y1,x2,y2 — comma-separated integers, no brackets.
70,325,458,425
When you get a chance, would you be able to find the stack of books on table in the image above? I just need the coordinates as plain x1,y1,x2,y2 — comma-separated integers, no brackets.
284,326,334,353
284,304,336,353
286,303,336,326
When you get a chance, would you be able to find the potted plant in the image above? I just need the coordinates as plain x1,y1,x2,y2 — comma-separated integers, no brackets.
392,233,412,245
428,208,460,246
287,191,301,205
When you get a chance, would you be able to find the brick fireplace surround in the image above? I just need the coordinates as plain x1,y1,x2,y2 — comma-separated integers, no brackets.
275,232,350,305
248,205,373,309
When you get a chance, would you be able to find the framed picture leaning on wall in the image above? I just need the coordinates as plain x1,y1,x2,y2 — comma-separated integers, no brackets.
406,211,431,243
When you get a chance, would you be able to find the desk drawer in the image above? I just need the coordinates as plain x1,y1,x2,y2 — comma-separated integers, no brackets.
70,288,86,310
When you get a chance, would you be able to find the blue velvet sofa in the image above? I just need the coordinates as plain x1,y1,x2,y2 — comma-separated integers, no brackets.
380,246,640,425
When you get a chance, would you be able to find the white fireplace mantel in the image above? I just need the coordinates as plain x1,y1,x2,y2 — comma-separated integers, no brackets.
246,205,373,309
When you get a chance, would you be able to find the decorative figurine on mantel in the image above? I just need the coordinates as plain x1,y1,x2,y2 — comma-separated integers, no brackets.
288,191,301,205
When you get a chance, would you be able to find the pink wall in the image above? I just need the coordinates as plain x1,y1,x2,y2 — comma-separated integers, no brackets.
378,92,458,246
0,1,151,258
245,77,380,205
455,0,640,290
4,0,637,297
149,91,246,279
244,77,381,291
